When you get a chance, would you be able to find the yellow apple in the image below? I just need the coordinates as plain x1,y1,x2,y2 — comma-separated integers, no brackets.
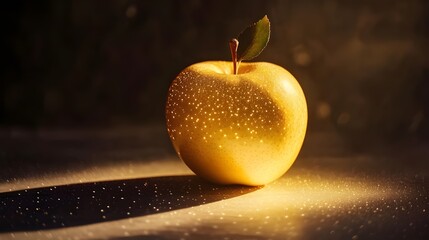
165,61,307,186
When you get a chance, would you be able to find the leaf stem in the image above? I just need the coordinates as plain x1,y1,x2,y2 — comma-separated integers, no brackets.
229,38,239,75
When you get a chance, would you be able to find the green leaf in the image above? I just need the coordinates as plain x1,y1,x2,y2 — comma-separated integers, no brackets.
237,15,271,61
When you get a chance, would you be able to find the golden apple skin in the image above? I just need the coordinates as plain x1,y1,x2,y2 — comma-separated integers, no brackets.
166,61,307,186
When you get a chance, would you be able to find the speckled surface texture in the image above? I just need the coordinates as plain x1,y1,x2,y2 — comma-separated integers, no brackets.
166,62,307,185
0,126,428,239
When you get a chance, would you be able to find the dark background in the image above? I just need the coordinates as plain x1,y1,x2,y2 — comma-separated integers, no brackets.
2,0,429,148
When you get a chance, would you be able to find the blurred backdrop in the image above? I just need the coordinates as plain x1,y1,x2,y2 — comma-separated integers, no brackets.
2,0,429,148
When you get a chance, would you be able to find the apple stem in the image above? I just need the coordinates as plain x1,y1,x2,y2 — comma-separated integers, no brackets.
229,38,239,74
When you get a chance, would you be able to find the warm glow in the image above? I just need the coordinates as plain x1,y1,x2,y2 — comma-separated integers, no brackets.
1,159,414,240
166,61,307,185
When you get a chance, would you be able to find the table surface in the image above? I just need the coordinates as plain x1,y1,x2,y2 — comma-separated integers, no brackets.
0,125,428,240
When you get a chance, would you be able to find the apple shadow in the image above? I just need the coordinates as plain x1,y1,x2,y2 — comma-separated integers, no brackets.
0,175,260,232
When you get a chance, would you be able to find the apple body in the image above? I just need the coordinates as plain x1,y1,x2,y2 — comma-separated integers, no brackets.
166,61,307,186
